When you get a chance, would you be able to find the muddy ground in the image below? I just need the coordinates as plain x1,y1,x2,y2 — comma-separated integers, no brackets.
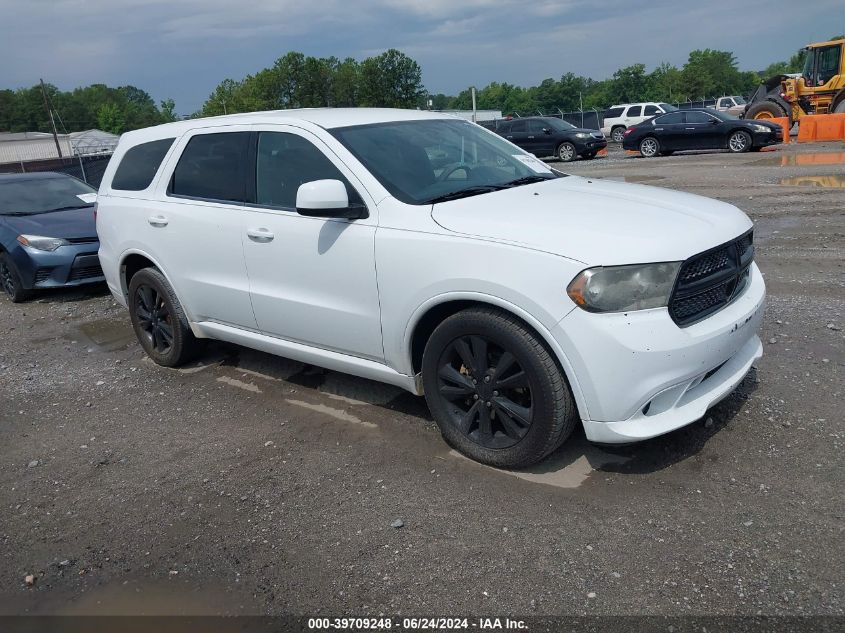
0,141,843,619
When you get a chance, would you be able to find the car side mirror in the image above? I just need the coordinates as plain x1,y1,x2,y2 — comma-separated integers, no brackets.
543,128,552,135
711,118,719,125
296,179,368,220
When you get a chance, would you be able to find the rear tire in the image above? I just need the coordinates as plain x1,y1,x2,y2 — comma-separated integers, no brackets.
611,127,626,143
128,268,205,367
422,307,577,468
639,136,660,158
0,253,32,303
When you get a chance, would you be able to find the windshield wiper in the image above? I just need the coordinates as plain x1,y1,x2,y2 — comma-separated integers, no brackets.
424,186,506,204
1,204,92,216
501,175,557,187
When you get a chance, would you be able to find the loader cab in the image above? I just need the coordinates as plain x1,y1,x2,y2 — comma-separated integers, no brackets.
801,42,843,88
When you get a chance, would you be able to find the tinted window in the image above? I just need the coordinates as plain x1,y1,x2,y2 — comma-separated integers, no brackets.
112,138,174,191
171,132,250,202
605,107,624,118
655,112,684,124
0,175,96,215
719,98,733,108
509,120,527,133
527,120,547,134
685,111,715,124
644,105,659,116
626,106,642,117
256,132,361,209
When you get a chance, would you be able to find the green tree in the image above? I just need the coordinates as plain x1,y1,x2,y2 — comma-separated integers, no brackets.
358,49,424,108
96,102,125,134
160,98,177,122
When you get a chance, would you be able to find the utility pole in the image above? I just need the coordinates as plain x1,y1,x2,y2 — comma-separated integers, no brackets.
39,79,63,158
471,87,477,123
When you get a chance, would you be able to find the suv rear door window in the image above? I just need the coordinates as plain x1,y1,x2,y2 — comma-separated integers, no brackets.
626,106,642,117
509,120,527,133
170,132,251,203
112,138,175,191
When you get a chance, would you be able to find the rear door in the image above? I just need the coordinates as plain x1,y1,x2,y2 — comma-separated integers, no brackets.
650,112,685,150
148,127,257,328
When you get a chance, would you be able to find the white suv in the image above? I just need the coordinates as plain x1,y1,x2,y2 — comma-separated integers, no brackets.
97,109,765,467
602,102,678,142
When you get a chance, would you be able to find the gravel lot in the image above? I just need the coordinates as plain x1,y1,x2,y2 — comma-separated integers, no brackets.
1,141,843,620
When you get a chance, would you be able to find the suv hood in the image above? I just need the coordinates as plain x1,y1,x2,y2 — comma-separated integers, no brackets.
430,176,752,266
0,206,97,240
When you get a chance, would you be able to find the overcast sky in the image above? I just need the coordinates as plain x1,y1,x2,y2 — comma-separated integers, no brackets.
0,0,836,115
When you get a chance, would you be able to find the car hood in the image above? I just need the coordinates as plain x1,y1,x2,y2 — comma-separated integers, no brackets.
0,206,97,240
430,176,752,266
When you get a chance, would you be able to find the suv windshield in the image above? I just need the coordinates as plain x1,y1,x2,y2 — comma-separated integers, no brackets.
330,119,561,205
659,103,678,112
0,175,96,215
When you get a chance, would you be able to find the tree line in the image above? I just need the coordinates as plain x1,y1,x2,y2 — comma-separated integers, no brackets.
1,36,842,135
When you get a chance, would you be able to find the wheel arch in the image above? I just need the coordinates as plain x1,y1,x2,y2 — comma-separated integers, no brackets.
118,250,195,324
404,293,588,419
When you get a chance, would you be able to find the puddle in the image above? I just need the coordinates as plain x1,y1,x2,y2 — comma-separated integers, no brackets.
603,175,665,183
780,175,845,188
78,319,135,351
285,399,376,428
751,151,845,167
449,439,630,489
216,375,262,393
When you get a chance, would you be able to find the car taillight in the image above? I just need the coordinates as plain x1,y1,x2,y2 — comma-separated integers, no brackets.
624,127,635,135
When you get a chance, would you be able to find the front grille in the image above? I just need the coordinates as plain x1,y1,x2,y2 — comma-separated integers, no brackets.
68,264,104,281
669,230,754,327
66,237,98,245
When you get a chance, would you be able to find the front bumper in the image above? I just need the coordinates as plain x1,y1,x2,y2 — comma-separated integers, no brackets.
553,263,765,443
752,130,782,147
10,242,105,289
574,137,608,155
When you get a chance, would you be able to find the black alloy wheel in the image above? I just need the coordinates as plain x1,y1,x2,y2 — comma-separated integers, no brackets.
435,334,534,449
134,283,174,355
0,253,31,303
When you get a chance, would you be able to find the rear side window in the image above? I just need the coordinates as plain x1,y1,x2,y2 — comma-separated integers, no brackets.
111,138,174,191
170,132,251,203
655,112,684,124
626,106,642,117
605,107,624,118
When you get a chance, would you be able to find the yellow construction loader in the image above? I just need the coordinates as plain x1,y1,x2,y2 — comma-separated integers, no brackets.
744,39,845,127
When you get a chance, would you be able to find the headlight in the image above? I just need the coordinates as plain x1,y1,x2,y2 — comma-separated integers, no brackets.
751,124,771,133
567,262,681,312
574,132,591,139
17,235,69,252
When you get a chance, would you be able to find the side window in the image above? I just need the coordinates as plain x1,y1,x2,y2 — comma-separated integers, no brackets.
818,46,841,84
111,138,175,191
509,120,527,133
655,112,684,124
255,132,362,210
685,111,714,124
605,107,624,118
626,106,642,117
170,132,250,203
497,122,511,134
719,98,732,108
644,105,659,116
527,120,547,134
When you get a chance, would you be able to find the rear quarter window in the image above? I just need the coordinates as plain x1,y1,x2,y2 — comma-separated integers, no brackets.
111,138,175,191
605,107,624,118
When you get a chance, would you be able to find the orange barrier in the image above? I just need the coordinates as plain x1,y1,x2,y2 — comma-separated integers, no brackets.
769,117,791,144
597,148,608,157
797,114,845,142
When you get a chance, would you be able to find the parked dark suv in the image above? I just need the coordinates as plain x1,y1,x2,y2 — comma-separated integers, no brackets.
492,117,607,162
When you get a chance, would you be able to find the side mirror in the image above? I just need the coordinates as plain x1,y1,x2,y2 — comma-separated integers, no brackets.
710,118,719,124
296,179,368,220
543,128,552,135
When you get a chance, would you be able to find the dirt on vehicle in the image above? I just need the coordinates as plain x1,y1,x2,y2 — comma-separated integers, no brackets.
0,142,842,619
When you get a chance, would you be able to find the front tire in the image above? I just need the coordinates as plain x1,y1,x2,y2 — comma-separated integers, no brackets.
728,130,752,153
422,307,577,468
639,136,660,158
557,142,576,162
128,268,204,367
0,253,32,303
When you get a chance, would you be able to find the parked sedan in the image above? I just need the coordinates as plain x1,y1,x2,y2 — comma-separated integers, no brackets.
0,172,103,302
622,109,782,157
494,117,607,162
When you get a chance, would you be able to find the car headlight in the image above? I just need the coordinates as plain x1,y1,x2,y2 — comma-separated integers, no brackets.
17,235,69,252
574,132,591,139
567,262,681,312
751,124,771,133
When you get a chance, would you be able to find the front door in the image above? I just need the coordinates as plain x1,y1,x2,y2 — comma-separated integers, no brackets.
241,127,384,361
683,111,723,149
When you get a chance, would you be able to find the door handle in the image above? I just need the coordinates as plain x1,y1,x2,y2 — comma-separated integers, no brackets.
147,215,168,227
685,127,696,130
247,228,274,243
527,135,535,139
